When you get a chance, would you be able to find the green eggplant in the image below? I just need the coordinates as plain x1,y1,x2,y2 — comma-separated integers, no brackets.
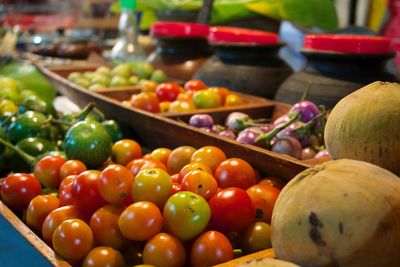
16,137,58,156
21,95,54,115
64,120,112,169
102,120,124,143
7,111,52,143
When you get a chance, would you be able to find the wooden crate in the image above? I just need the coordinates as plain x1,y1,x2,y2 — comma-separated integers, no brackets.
37,64,326,181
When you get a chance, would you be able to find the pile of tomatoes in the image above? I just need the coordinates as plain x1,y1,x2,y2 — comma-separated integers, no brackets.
0,139,283,267
125,80,245,113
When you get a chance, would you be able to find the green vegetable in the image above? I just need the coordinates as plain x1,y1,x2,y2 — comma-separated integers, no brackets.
64,120,113,169
102,120,124,143
16,137,57,157
7,111,52,143
0,60,56,106
246,0,338,31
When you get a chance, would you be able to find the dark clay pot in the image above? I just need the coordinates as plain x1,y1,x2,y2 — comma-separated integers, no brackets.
274,50,398,109
147,37,213,81
193,43,293,99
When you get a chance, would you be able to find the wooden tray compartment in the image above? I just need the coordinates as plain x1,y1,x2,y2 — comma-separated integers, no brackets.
45,65,274,118
39,63,314,181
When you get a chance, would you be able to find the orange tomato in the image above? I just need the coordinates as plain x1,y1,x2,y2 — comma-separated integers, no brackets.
191,146,227,172
83,246,125,267
225,93,244,106
98,164,134,206
127,158,167,177
52,219,93,260
119,201,163,241
180,170,218,201
246,184,280,224
150,147,172,167
178,162,213,183
26,194,60,234
59,160,87,180
112,139,142,166
159,101,171,112
208,87,230,105
168,101,196,113
130,92,160,113
143,233,186,267
167,146,196,175
90,205,128,250
258,177,286,190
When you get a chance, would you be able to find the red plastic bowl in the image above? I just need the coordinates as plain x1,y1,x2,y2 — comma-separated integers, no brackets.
209,26,279,45
151,22,209,38
304,34,392,54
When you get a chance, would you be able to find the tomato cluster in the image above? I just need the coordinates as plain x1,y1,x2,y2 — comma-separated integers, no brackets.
126,80,245,113
0,139,284,266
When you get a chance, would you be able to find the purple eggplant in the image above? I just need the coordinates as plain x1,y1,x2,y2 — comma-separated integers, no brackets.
314,149,330,159
189,114,214,128
219,129,236,139
289,100,320,123
212,124,226,133
225,112,269,132
271,137,302,159
199,127,215,133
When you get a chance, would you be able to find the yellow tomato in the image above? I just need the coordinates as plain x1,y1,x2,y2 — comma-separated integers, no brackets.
225,94,244,106
169,101,196,113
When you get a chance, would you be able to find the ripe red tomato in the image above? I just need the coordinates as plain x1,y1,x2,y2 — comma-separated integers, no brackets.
59,183,74,207
119,201,163,241
34,155,66,189
58,175,76,193
99,164,134,206
209,188,255,233
111,139,142,166
82,246,125,267
59,160,87,180
130,92,160,113
26,194,60,233
143,233,186,267
214,158,256,190
52,218,94,260
190,231,234,267
90,205,128,250
132,168,172,209
246,184,280,224
191,146,227,172
1,173,42,211
180,170,218,201
167,146,196,175
184,79,207,91
163,191,210,241
240,222,272,254
70,170,108,215
172,182,181,194
41,205,82,245
156,82,182,102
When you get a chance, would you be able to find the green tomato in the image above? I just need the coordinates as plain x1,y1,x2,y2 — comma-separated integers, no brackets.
83,71,95,80
67,72,82,82
0,99,18,117
74,77,91,88
0,87,20,102
20,89,38,99
111,64,131,78
137,63,154,79
0,77,19,92
88,83,104,91
151,70,167,83
163,191,211,241
91,74,111,87
128,76,139,85
64,120,112,169
95,66,111,76
240,222,272,254
193,89,222,109
110,76,129,87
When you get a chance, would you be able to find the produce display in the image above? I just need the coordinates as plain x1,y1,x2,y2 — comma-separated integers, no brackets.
325,81,400,176
271,159,400,267
0,139,284,266
186,99,328,161
67,63,167,90
0,76,124,175
123,79,246,113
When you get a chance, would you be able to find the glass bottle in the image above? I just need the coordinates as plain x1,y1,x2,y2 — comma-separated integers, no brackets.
111,0,146,64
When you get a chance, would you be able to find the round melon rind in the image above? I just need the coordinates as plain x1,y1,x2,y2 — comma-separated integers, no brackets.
271,159,400,267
